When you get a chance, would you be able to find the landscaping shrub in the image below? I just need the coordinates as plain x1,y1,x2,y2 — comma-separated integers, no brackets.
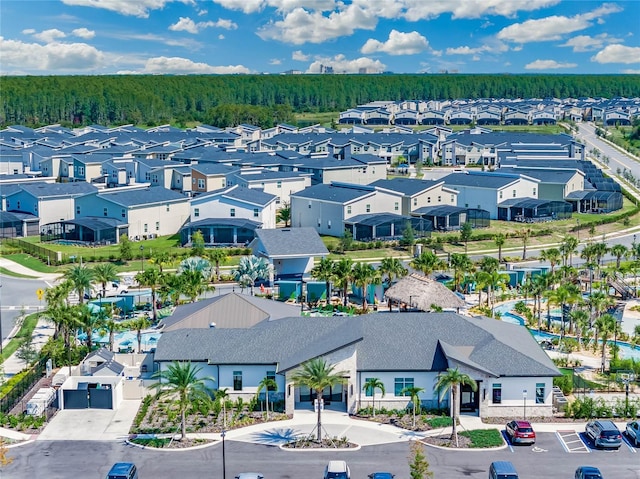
459,429,503,448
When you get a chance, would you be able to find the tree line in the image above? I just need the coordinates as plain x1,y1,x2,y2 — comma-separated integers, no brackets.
2,74,639,128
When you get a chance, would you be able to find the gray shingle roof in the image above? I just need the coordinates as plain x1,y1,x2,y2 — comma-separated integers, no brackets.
498,167,580,184
371,178,442,196
13,181,98,198
291,183,374,203
154,312,560,378
97,186,187,207
441,172,521,189
252,227,328,257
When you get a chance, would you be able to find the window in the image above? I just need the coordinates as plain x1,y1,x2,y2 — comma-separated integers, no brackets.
535,383,545,404
197,179,205,189
194,208,200,218
365,378,374,397
427,196,431,203
121,209,126,218
366,204,371,213
77,166,85,176
230,208,236,217
233,371,242,391
413,198,417,206
347,205,351,214
143,224,148,233
308,201,312,209
533,187,537,196
492,383,502,404
222,179,226,188
253,208,259,217
437,196,441,202
145,172,151,181
166,204,170,212
512,189,516,198
327,220,331,229
103,207,108,217
499,191,503,199
76,206,80,214
155,222,159,231
450,194,454,203
277,181,282,189
266,371,276,390
394,377,414,396
394,202,399,211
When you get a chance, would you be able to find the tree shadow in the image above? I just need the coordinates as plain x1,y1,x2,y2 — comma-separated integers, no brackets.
250,427,302,445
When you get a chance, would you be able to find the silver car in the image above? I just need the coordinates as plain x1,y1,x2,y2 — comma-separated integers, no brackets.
626,420,640,447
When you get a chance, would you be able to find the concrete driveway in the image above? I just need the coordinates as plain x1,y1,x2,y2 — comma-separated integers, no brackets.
38,399,140,441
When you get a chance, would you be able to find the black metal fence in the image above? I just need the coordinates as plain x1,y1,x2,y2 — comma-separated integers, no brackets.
1,237,67,264
0,357,48,414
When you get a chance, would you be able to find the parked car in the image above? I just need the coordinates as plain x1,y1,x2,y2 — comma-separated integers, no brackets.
505,420,536,445
575,466,604,479
488,461,519,479
106,462,138,479
625,420,640,447
585,420,622,449
235,474,264,479
368,474,394,479
324,460,350,479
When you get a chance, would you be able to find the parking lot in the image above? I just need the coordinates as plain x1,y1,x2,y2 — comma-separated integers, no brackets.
501,429,638,456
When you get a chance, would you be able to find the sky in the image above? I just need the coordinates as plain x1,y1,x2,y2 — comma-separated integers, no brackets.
1,0,639,76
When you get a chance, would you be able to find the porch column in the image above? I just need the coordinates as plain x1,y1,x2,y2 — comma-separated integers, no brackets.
233,227,238,244
209,227,214,244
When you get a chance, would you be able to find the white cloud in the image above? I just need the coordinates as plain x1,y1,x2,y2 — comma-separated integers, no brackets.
269,59,282,65
21,29,36,35
621,69,640,74
292,50,309,61
197,9,207,16
212,0,336,14
361,30,428,55
72,28,96,39
33,29,66,43
497,3,622,43
0,37,104,73
211,0,265,14
126,56,250,74
258,5,377,44
61,0,194,18
592,44,640,64
218,34,225,40
170,17,239,34
108,32,202,49
446,46,484,55
525,59,578,70
560,34,620,52
306,53,386,73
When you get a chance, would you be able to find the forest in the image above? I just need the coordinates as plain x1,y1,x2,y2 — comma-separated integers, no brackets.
1,74,639,129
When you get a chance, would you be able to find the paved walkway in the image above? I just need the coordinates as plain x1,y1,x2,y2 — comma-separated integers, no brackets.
0,258,61,282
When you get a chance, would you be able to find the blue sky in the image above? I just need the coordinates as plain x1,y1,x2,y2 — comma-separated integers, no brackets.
1,0,639,75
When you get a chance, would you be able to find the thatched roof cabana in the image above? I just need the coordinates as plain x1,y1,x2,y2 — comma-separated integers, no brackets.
384,273,466,311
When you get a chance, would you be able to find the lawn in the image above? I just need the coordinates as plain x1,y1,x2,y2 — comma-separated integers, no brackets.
459,428,504,448
0,313,40,364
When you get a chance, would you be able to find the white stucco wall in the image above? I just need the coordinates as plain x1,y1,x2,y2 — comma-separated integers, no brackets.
128,202,190,238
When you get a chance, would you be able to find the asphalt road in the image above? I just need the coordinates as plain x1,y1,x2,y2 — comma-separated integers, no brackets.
5,436,639,479
0,274,50,344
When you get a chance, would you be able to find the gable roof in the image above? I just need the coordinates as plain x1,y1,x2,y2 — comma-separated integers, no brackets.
441,172,523,189
252,227,329,258
291,183,375,203
371,178,443,196
95,186,187,207
9,181,98,198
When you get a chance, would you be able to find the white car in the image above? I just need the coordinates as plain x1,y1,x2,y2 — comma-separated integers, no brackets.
324,461,350,479
626,420,640,447
235,474,264,479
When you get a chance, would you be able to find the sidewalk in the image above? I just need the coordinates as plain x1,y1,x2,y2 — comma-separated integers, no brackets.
0,258,62,282
2,317,55,376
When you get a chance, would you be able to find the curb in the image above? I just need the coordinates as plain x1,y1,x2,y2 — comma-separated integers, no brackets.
5,439,36,449
418,437,508,452
278,442,362,452
124,438,219,452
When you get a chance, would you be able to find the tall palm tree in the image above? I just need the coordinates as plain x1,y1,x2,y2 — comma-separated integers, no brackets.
123,316,152,353
135,268,165,321
99,318,123,352
401,385,424,428
64,264,95,304
290,358,347,442
540,248,561,276
378,257,407,290
333,258,354,307
74,304,104,350
207,249,229,282
362,377,385,417
215,388,230,429
571,309,590,349
44,304,80,374
44,281,74,323
434,368,477,447
494,233,506,262
411,251,445,277
484,270,510,315
152,361,215,440
561,235,579,267
232,255,272,296
449,253,473,292
159,273,185,306
256,376,278,420
351,262,380,310
180,269,211,303
610,244,628,269
311,257,336,303
518,228,532,260
92,263,119,298
277,201,291,227
594,313,617,373
548,284,581,335
531,272,552,330
588,290,615,327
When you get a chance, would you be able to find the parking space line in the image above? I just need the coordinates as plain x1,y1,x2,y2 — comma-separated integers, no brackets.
622,436,637,453
556,430,590,453
501,431,514,452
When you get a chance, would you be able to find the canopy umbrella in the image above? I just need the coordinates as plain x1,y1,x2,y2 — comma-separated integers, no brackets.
384,273,466,311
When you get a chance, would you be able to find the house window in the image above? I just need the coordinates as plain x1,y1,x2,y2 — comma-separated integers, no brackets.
413,198,417,206
222,179,226,188
253,208,259,218
78,166,85,176
317,218,321,226
347,205,351,214
76,206,80,215
536,383,545,404
437,196,441,202
194,208,200,218
366,204,371,213
230,208,236,217
266,371,276,390
197,179,205,189
103,207,108,217
499,191,503,199
394,202,399,211
365,378,374,397
308,201,312,209
166,204,170,212
427,197,431,203
450,195,454,203
233,371,243,391
512,189,516,198
327,220,331,229
492,383,502,404
121,209,125,218
533,187,537,196
145,172,151,181
155,222,159,231
394,377,414,396
144,224,148,233
277,181,282,188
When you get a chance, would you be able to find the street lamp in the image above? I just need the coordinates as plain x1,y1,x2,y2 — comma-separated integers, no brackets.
523,389,527,421
139,245,144,272
221,429,226,479
576,218,580,243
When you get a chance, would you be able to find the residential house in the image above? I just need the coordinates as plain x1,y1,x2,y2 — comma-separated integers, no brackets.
230,169,311,206
191,163,237,194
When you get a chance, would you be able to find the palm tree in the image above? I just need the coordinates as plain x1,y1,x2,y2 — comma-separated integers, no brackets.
290,358,347,442
159,273,185,306
256,376,278,420
411,251,445,277
378,256,407,290
152,361,215,440
434,368,477,447
123,316,152,353
449,253,473,292
150,250,174,273
531,272,552,330
518,228,532,260
135,268,165,321
207,249,229,282
74,304,104,350
561,235,579,267
401,386,424,428
44,304,80,375
588,290,615,327
180,269,211,303
215,388,230,429
44,281,74,324
494,233,506,262
92,263,119,298
362,377,385,417
484,270,510,315
351,262,380,310
610,244,628,269
333,258,354,307
99,318,123,352
540,248,561,276
64,264,95,304
548,284,581,335
277,201,291,227
178,256,213,280
594,313,617,373
571,309,590,349
311,257,335,303
232,255,272,296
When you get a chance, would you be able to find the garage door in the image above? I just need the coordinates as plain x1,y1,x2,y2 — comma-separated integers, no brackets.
63,389,89,409
89,388,112,409
63,384,113,409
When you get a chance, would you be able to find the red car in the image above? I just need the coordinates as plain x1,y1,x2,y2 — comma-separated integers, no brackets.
505,420,536,445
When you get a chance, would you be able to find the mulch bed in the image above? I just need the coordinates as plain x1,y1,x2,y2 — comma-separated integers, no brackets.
129,437,216,449
421,435,473,448
353,413,443,432
282,438,358,449
482,415,574,424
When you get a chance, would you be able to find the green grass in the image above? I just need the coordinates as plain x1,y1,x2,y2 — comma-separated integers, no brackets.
0,313,40,364
424,416,453,428
0,267,37,279
459,428,504,448
3,254,58,273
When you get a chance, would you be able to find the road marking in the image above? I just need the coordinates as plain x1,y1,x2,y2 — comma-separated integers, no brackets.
556,430,590,453
622,435,637,453
501,431,514,452
531,446,547,453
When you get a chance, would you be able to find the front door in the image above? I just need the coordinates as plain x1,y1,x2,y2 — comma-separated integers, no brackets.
460,381,480,413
